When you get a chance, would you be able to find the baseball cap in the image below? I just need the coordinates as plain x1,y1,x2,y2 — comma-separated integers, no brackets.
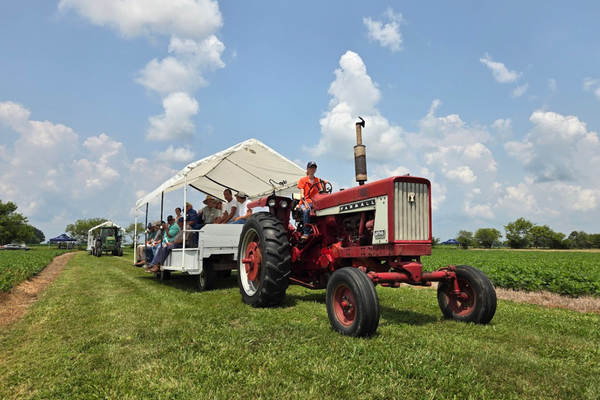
307,161,317,168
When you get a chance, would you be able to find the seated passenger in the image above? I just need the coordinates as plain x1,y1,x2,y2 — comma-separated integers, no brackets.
213,199,224,223
218,189,237,224
163,215,180,244
198,195,219,229
134,223,155,267
146,217,185,273
228,191,252,224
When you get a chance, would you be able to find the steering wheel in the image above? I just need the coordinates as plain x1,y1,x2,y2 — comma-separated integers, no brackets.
306,180,333,201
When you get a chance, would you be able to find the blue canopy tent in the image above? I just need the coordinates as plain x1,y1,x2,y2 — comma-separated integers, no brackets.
49,234,77,249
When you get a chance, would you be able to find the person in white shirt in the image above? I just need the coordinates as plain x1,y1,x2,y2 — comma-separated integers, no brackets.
218,189,237,224
228,191,252,224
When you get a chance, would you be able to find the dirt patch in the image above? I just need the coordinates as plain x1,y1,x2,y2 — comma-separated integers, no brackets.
414,282,600,314
0,252,75,328
495,287,600,313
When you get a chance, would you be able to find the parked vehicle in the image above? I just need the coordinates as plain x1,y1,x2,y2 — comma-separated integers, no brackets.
1,243,30,250
87,221,125,257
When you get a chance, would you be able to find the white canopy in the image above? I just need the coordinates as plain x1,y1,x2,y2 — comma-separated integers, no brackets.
135,139,306,210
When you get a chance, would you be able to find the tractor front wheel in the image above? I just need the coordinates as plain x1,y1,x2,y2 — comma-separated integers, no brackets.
326,268,380,337
437,265,497,324
238,213,291,307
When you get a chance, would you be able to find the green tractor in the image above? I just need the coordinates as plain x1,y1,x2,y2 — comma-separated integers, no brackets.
87,221,125,257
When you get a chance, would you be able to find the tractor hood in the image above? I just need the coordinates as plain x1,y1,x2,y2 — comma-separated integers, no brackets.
135,139,306,209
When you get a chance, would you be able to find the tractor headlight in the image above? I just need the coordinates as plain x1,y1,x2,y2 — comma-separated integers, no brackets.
268,199,276,207
279,200,289,208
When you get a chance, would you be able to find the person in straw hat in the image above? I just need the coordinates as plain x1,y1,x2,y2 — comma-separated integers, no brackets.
199,194,220,226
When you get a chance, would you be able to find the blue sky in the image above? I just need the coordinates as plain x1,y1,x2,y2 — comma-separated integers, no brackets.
1,1,600,243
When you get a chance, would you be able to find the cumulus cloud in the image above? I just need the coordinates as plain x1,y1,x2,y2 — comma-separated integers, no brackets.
583,77,600,100
363,8,404,52
147,92,199,141
60,1,226,143
308,51,406,159
155,145,195,162
505,110,600,182
0,101,181,237
136,35,225,95
511,84,529,98
58,0,222,41
479,53,521,83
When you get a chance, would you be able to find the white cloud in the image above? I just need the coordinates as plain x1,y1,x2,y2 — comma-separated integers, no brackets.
147,92,199,141
363,8,404,52
479,53,521,83
548,78,557,91
0,101,183,238
136,35,225,95
583,77,600,100
155,145,195,162
58,0,222,41
308,51,405,160
505,109,600,182
511,84,529,98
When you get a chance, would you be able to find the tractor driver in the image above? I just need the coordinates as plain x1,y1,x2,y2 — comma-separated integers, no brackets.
297,161,326,240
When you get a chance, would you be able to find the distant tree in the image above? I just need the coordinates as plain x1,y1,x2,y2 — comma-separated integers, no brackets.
0,200,34,244
474,228,502,249
569,231,591,249
65,218,107,244
456,230,473,250
548,230,567,249
589,233,600,249
504,218,534,249
529,225,555,248
125,222,145,244
25,226,45,244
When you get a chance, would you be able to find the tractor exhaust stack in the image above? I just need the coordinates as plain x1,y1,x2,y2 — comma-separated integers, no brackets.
354,117,367,185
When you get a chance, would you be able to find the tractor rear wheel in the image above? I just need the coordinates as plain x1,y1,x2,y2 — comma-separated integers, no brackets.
238,213,291,307
326,268,380,337
437,265,497,324
198,260,215,291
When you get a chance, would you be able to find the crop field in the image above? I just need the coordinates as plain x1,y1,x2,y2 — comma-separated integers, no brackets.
0,251,599,399
0,248,72,292
425,248,600,297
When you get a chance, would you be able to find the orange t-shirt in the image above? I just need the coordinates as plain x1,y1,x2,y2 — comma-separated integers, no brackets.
297,176,322,206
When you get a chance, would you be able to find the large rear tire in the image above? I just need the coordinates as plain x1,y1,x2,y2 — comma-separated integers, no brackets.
326,268,380,337
198,260,215,292
238,213,291,307
437,265,497,324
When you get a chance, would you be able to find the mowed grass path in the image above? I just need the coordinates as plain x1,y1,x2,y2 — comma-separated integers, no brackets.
0,251,599,399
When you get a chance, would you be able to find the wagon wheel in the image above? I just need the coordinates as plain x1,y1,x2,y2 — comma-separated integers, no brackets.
238,212,291,307
437,265,497,324
326,268,380,337
198,260,215,292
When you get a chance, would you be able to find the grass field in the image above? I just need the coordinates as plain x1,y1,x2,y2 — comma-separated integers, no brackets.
0,250,599,399
0,247,72,292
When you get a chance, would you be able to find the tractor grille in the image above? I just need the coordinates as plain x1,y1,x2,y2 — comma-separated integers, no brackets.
394,181,430,241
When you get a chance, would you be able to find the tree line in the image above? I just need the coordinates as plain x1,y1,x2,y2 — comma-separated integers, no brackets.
452,217,600,250
0,200,45,245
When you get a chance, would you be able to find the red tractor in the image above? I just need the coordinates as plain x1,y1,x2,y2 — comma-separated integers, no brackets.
238,119,497,337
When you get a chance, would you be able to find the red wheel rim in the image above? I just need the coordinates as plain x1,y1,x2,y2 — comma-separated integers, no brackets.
333,284,356,327
446,278,475,315
243,241,262,282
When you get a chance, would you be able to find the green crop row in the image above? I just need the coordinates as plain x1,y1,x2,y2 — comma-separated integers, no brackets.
0,249,71,292
424,249,600,297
